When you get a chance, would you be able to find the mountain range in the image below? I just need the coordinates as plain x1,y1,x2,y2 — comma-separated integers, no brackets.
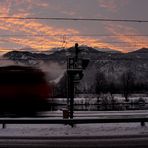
2,46,148,93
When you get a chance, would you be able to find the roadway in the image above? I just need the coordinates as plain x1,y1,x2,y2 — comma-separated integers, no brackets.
0,135,148,148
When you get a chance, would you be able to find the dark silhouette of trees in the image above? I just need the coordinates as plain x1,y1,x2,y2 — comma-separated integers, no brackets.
95,72,108,95
121,70,135,102
95,72,117,109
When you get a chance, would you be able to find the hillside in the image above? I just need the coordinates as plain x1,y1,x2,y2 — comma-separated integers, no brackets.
131,48,148,53
2,46,148,93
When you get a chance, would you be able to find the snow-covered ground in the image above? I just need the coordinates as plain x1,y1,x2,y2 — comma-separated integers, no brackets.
0,110,148,137
0,122,148,137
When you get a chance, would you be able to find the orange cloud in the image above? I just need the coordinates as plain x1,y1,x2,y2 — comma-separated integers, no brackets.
0,0,49,17
0,7,123,53
0,17,81,49
0,0,138,53
104,22,148,52
98,0,129,12
25,0,49,8
0,15,128,53
0,0,12,16
98,0,117,11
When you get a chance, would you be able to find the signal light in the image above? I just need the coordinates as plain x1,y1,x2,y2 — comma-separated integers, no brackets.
67,69,84,81
74,70,84,81
82,58,89,69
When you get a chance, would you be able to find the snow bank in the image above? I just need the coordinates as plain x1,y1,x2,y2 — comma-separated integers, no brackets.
0,123,148,137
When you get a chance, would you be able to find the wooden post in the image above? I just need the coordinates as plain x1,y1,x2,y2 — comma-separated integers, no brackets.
141,121,145,127
2,123,6,129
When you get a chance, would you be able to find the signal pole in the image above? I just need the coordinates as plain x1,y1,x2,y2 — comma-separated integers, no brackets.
67,43,89,119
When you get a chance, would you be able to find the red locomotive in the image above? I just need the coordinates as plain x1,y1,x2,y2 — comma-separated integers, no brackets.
0,65,51,117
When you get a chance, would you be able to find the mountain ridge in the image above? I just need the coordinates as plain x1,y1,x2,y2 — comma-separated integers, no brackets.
130,47,148,53
2,46,148,93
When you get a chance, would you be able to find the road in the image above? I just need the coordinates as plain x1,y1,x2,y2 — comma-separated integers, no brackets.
0,135,148,148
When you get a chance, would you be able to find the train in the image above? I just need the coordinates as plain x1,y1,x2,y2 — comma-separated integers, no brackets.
0,65,52,117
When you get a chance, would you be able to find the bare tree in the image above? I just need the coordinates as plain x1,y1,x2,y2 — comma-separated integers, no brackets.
95,72,107,94
121,70,135,102
95,71,108,105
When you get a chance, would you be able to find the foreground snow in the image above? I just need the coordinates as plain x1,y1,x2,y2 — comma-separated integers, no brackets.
0,123,148,137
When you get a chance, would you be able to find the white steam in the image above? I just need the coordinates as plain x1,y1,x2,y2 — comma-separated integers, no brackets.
39,62,66,82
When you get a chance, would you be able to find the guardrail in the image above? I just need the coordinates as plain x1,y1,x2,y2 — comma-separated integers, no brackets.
0,117,147,128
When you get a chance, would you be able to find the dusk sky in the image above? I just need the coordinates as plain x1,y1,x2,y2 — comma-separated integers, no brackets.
0,0,148,53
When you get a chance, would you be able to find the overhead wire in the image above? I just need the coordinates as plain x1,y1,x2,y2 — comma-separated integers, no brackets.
0,17,148,23
0,34,148,37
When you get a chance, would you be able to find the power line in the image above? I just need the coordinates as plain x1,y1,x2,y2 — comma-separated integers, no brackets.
0,38,148,44
0,17,148,23
0,37,148,45
0,34,148,37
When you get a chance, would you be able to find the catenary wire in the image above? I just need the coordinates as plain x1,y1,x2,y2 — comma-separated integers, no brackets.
0,17,148,23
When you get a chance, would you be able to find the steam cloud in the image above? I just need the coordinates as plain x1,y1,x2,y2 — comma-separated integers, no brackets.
39,62,66,82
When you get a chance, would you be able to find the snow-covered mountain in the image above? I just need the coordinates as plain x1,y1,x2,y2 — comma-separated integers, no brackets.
3,46,120,62
2,46,148,93
94,47,121,53
131,47,148,53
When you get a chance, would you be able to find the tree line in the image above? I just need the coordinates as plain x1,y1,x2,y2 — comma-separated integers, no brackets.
52,70,148,100
95,70,148,101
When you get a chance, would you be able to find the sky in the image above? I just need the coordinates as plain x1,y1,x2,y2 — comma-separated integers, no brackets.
0,0,148,53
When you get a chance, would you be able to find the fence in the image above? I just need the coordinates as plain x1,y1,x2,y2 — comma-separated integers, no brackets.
0,116,147,129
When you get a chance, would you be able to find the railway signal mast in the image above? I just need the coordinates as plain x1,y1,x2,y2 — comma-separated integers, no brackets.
67,43,89,119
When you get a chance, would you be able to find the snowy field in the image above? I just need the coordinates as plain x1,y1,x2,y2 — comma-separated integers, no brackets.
0,110,148,137
50,94,148,105
0,122,148,137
